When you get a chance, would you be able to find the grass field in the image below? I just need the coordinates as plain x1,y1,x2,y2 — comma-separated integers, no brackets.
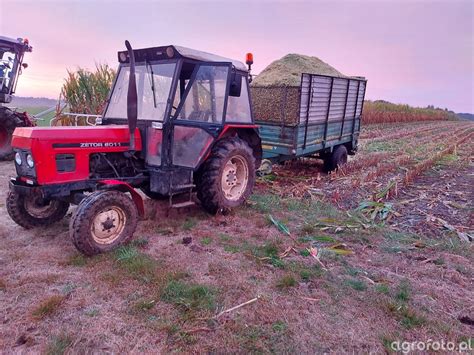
0,120,472,353
13,106,56,127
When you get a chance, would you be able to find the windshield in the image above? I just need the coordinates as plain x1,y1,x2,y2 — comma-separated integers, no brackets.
105,62,176,121
0,47,17,93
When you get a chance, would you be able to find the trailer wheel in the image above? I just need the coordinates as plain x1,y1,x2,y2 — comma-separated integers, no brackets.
70,190,138,256
6,191,69,229
0,108,22,160
196,137,255,214
324,145,348,172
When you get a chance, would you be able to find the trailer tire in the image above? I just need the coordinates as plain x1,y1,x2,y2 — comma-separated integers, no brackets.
324,145,348,172
196,137,255,214
6,191,69,229
0,108,22,160
70,190,138,256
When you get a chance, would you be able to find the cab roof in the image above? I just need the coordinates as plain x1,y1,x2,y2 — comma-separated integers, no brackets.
118,45,247,71
0,36,32,52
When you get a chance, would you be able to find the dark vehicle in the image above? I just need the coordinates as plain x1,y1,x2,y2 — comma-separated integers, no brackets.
7,42,261,255
257,74,367,171
0,36,34,160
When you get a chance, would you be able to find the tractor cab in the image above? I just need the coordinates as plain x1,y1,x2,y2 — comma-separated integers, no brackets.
0,36,32,103
102,45,260,195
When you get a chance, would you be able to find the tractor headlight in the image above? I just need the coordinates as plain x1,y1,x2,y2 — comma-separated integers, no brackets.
26,154,34,168
15,152,22,165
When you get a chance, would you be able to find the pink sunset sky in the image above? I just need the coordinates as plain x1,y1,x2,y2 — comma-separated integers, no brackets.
1,0,473,113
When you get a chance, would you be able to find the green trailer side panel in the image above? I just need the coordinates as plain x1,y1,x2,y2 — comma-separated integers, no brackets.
257,74,366,162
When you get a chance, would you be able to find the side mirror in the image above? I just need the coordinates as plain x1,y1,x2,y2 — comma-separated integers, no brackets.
22,63,28,69
229,72,242,97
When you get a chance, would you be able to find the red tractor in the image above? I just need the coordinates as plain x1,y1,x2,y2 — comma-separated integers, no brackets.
0,36,34,160
7,42,261,255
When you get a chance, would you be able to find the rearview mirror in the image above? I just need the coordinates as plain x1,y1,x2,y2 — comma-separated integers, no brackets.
229,72,242,97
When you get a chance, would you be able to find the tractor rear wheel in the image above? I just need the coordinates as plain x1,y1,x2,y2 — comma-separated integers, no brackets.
6,191,69,229
0,107,22,160
70,190,138,256
196,137,255,214
323,145,348,172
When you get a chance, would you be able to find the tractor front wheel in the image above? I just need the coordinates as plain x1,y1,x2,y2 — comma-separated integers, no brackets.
70,190,138,256
6,191,69,229
196,137,256,214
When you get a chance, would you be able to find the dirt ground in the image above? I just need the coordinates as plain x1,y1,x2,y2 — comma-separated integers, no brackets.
0,121,473,353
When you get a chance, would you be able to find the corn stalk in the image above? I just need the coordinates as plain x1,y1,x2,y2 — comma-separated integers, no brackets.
54,64,116,126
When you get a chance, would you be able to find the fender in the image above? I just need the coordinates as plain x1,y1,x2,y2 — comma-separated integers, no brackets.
98,179,145,218
217,124,262,167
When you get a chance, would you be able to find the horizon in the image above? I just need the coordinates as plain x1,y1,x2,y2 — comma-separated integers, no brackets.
1,0,473,113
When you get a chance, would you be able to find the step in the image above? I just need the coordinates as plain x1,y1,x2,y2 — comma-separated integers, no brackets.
173,184,196,190
170,201,195,209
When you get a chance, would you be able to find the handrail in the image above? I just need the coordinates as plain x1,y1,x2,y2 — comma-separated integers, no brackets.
50,112,102,126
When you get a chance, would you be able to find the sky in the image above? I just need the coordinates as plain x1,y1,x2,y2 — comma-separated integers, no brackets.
0,0,473,113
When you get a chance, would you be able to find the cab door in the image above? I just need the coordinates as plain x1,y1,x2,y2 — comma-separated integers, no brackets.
170,63,230,169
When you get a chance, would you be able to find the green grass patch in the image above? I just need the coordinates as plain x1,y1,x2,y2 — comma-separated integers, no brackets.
32,295,65,319
224,245,240,253
130,238,149,248
394,279,411,303
252,242,285,268
276,275,297,289
114,246,158,283
161,280,216,312
345,278,367,291
182,218,197,231
45,334,73,355
250,194,281,213
375,284,390,294
272,320,288,332
200,237,212,246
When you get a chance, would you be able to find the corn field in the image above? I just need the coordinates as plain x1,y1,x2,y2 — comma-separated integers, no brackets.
54,64,116,126
362,100,458,124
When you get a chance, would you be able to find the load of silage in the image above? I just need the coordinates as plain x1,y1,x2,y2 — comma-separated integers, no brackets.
251,53,345,125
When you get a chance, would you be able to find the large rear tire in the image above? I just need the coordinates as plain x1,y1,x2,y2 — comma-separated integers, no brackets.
6,191,69,229
324,145,348,172
70,190,138,256
0,108,22,160
196,137,256,214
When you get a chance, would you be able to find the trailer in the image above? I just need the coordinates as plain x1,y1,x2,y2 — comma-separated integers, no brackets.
256,73,367,171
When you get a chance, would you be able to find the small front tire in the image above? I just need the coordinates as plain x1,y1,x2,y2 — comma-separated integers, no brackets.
6,191,69,229
70,190,138,256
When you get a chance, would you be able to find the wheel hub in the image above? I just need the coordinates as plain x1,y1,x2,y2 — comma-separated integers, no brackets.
24,197,60,218
221,155,249,201
91,207,126,245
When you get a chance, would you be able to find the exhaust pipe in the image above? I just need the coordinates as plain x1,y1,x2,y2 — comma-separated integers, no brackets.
125,40,138,151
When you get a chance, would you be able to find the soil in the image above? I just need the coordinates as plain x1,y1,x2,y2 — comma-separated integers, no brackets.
0,121,473,353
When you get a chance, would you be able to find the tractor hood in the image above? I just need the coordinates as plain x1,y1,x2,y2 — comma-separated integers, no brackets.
12,125,142,185
12,125,142,151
